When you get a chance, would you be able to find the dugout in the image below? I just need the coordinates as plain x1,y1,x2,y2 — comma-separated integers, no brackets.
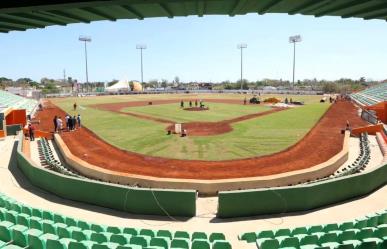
0,107,27,138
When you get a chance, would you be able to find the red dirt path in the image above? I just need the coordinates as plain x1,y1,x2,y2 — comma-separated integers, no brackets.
35,100,368,180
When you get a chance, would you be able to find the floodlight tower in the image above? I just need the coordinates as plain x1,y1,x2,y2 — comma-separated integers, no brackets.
289,35,302,90
237,43,247,90
136,44,147,91
79,36,92,92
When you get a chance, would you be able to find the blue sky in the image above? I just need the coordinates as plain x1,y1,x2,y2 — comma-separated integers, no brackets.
0,13,386,83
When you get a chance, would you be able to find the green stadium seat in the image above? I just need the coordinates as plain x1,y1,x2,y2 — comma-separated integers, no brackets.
275,228,291,237
156,230,172,240
174,231,190,240
0,224,13,243
319,233,339,248
212,240,232,249
68,241,89,249
53,214,65,224
139,229,155,238
15,214,29,227
90,232,109,243
308,226,323,235
354,219,368,230
72,230,88,242
110,234,130,245
323,224,339,233
192,232,207,240
170,238,189,249
46,238,67,249
149,237,169,249
338,231,356,243
356,240,378,249
280,237,299,248
257,230,275,239
5,212,16,224
209,232,225,242
42,211,54,221
11,228,28,248
239,232,256,243
106,226,121,234
43,222,56,235
29,218,43,231
20,206,32,216
375,227,387,239
57,227,71,239
32,209,43,219
30,233,59,249
191,239,210,249
123,228,138,236
78,221,91,230
300,235,318,247
258,238,279,249
91,224,106,233
65,217,77,227
130,236,149,247
338,222,354,231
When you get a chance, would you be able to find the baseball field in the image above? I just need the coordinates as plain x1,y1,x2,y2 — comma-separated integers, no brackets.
51,94,330,161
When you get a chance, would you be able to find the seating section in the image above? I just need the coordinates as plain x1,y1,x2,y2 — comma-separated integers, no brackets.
351,83,387,107
308,133,371,184
37,138,84,178
239,209,387,249
0,193,231,249
0,90,38,115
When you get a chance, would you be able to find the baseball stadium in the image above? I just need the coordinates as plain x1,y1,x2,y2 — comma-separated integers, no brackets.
1,1,387,249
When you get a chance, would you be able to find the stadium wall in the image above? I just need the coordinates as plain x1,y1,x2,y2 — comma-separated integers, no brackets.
54,133,349,195
16,135,197,217
217,161,387,218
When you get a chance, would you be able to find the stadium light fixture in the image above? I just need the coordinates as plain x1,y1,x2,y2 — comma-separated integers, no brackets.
237,43,247,91
79,36,92,92
289,35,302,90
136,44,147,91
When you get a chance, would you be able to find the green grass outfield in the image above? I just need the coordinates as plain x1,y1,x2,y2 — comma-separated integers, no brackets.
124,102,271,123
52,94,330,161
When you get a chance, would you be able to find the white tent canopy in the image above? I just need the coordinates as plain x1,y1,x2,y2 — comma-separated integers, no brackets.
105,79,131,92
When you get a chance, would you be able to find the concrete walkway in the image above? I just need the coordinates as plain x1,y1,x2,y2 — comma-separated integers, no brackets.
0,135,386,249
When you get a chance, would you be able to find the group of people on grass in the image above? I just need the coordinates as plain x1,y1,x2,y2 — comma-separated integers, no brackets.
180,99,204,108
53,114,81,133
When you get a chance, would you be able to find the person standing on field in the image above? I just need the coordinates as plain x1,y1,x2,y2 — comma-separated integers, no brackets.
57,117,63,133
28,124,35,141
73,102,77,111
77,114,82,128
53,115,58,133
